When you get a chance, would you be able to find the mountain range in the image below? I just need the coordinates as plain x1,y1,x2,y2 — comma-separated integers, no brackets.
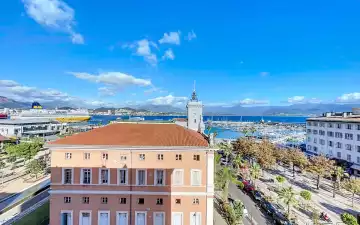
0,96,359,116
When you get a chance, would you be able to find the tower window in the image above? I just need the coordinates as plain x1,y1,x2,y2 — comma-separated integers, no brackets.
194,119,196,123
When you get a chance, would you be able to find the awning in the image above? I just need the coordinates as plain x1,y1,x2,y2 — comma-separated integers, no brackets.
351,164,360,171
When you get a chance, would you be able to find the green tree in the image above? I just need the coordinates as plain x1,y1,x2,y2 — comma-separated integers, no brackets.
332,166,344,198
232,153,245,172
275,175,286,189
342,179,360,207
286,148,308,177
216,167,240,202
250,163,261,187
300,190,311,208
312,208,320,225
26,159,46,179
278,187,298,218
307,155,335,190
341,213,359,225
219,142,233,164
224,200,244,225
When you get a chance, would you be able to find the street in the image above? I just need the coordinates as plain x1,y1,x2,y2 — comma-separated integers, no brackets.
229,183,273,225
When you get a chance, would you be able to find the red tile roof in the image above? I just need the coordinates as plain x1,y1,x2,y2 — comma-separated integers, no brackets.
50,123,209,147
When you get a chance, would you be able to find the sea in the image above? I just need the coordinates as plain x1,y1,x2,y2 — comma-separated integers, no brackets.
87,115,308,139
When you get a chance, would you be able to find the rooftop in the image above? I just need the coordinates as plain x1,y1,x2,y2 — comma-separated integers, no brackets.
0,118,59,125
49,122,209,147
307,117,360,122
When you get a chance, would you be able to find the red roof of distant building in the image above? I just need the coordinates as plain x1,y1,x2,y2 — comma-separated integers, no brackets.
49,123,208,147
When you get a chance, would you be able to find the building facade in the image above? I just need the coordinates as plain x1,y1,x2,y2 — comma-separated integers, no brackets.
306,109,360,176
48,122,215,225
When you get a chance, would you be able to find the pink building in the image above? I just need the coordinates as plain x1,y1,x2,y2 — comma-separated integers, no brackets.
48,122,215,225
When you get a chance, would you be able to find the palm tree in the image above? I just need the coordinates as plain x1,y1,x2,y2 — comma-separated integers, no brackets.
219,142,232,164
232,153,245,171
332,166,344,198
278,186,298,218
216,166,240,202
250,163,261,187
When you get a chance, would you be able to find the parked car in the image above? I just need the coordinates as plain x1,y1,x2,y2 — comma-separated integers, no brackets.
259,199,276,216
272,211,292,225
250,190,262,201
244,184,255,192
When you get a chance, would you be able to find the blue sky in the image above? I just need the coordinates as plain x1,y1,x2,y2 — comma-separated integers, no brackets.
1,0,360,108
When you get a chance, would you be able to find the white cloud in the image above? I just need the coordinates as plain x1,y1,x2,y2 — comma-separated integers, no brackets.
162,49,175,60
287,96,322,104
22,0,84,44
147,95,187,106
288,96,305,103
0,80,19,87
260,72,269,77
70,71,152,96
186,30,197,41
123,39,158,66
336,92,360,103
159,31,181,45
238,98,269,105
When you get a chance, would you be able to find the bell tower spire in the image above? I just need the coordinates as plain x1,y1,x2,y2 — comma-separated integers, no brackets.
191,80,198,101
187,81,204,133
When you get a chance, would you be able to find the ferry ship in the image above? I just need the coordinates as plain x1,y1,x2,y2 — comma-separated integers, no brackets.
11,102,91,123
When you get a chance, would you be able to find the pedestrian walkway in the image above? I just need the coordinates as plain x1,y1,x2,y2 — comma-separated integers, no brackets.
255,165,360,224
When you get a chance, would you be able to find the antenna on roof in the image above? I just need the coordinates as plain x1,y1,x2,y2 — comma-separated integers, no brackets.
193,80,196,92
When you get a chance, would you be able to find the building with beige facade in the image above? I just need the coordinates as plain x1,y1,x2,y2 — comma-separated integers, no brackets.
48,121,215,225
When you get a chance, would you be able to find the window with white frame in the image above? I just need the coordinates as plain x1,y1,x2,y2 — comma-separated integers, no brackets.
336,142,342,148
79,211,91,225
337,152,341,158
335,132,343,138
154,212,165,225
357,157,360,164
173,169,184,186
176,154,182,160
357,146,360,153
313,138,317,144
139,154,145,160
63,168,73,184
101,197,108,204
137,170,146,185
347,124,352,130
82,169,91,184
64,197,71,203
328,141,333,147
102,152,108,160
156,198,163,205
328,123,333,128
192,198,199,205
157,154,164,160
191,170,201,186
118,169,128,185
99,169,109,184
135,212,146,225
337,123,342,129
120,155,127,161
347,154,352,162
357,125,360,130
346,144,352,151
61,211,73,225
190,212,201,225
98,211,110,225
82,197,90,204
65,152,72,159
320,139,325,145
327,131,334,137
345,133,353,140
155,169,165,186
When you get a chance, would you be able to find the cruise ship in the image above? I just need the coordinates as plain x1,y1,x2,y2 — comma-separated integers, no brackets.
11,102,91,123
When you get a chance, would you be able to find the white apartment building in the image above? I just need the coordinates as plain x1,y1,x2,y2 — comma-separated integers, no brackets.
306,109,360,176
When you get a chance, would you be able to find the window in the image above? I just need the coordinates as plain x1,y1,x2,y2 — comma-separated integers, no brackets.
357,125,360,130
337,123,342,129
313,130,318,135
347,154,352,161
307,129,311,134
313,138,317,144
193,198,199,205
320,123,325,127
102,152,108,160
347,124,352,130
345,133,353,140
137,198,144,204
118,169,128,185
336,142,342,148
79,212,91,225
190,212,201,225
320,139,325,145
63,168,73,184
120,155,127,161
172,169,184,186
328,141,333,147
307,122,311,126
313,146,318,152
335,132,343,138
84,152,90,160
346,144,352,151
319,130,325,136
139,154,145,160
307,145,312,151
65,152,72,159
136,169,146,185
101,197,108,204
119,198,127,204
357,157,360,164
155,169,165,186
327,131,334,137
314,122,318,126
191,170,201,186
328,123,333,128
337,152,341,158
82,197,89,204
99,169,109,184
357,146,360,153
157,154,164,160
193,154,200,161
82,169,91,184
175,199,181,204
156,198,163,205
61,211,73,225
358,134,360,141
176,154,182,160
307,137,311,142
64,197,71,203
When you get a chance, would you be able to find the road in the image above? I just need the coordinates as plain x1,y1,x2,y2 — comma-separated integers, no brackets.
229,183,273,225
